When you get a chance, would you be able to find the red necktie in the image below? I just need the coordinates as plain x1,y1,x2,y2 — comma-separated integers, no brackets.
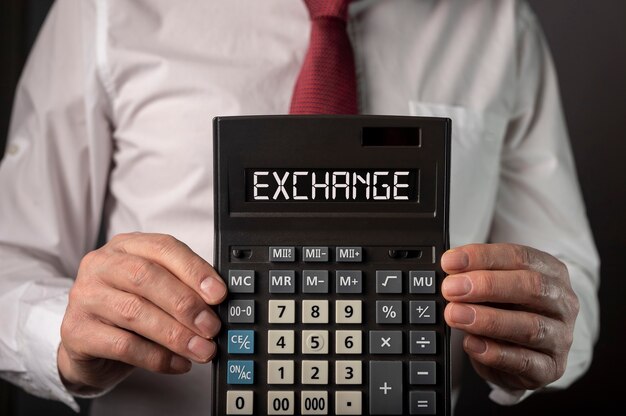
289,0,358,114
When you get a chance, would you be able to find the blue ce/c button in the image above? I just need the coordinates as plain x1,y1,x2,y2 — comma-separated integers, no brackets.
227,330,255,354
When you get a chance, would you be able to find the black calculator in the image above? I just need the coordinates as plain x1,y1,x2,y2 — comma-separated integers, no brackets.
213,115,451,415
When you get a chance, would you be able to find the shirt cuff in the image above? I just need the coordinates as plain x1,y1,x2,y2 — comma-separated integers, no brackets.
487,382,535,405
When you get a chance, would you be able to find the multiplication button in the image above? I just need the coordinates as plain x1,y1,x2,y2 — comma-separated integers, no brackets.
226,391,253,415
369,331,403,354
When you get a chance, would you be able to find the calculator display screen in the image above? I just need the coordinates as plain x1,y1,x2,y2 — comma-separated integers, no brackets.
246,169,419,202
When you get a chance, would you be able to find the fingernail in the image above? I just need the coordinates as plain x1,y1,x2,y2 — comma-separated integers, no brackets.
442,250,469,270
450,304,475,325
465,336,487,354
200,277,227,303
194,310,221,338
170,355,192,373
188,336,216,361
443,275,472,296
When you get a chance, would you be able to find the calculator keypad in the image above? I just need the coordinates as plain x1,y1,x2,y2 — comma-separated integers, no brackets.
221,246,444,415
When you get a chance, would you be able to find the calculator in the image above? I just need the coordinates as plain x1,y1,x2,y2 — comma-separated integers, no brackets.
212,115,451,416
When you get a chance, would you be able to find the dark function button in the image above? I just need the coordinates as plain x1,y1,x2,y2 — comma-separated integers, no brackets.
269,246,296,262
302,246,329,262
409,271,436,294
369,361,403,415
336,247,363,262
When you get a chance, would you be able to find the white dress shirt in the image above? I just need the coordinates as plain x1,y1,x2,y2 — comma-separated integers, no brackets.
0,0,600,414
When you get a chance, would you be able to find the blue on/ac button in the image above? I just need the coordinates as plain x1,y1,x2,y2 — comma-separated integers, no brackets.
228,330,255,354
227,360,254,384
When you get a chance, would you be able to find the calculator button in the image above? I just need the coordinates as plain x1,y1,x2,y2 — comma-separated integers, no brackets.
301,391,329,415
228,270,255,293
268,330,295,354
267,360,295,384
227,360,254,385
335,300,362,324
302,247,329,262
267,391,295,415
227,330,255,354
409,390,436,415
269,270,296,293
410,301,436,324
336,246,363,262
301,360,329,384
335,330,362,354
335,360,362,385
226,390,254,415
369,330,403,354
376,300,403,324
376,270,403,293
410,361,437,385
410,331,437,354
369,361,403,415
228,300,255,323
409,271,436,294
302,270,330,293
269,246,296,262
302,300,329,324
335,271,363,294
268,300,295,324
335,391,362,415
302,330,329,354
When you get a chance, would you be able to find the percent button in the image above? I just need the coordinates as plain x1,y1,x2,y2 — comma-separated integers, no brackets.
376,301,403,324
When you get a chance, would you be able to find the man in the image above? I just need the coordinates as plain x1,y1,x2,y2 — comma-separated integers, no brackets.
0,0,599,415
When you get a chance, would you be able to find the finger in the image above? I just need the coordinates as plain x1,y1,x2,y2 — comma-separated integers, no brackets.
95,252,221,338
68,318,192,375
441,270,567,317
110,233,227,304
444,302,563,353
441,243,566,277
85,285,217,363
463,334,563,390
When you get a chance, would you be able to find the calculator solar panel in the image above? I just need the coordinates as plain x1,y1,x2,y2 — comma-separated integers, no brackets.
213,115,451,415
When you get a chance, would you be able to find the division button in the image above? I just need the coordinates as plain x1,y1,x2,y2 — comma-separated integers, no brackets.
369,331,403,354
410,361,437,385
335,271,362,294
369,361,403,415
227,330,255,354
228,300,255,324
267,391,295,415
269,270,296,293
376,270,403,293
335,391,362,415
269,246,296,262
302,246,329,262
336,247,363,262
409,301,436,324
376,300,403,324
302,270,329,293
226,390,254,415
409,391,436,415
410,331,437,355
228,270,255,293
227,360,254,385
409,271,436,294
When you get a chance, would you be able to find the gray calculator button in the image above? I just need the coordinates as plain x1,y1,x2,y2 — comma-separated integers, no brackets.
376,271,402,293
228,300,255,323
269,270,295,293
369,361,403,415
410,361,437,385
335,271,362,293
410,301,436,324
410,331,437,354
409,391,436,415
336,247,363,262
376,301,403,324
228,270,255,293
269,246,296,262
302,247,329,262
369,331,403,354
302,270,329,293
409,271,436,294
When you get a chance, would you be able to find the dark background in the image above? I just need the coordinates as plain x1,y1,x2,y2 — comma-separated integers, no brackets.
1,1,624,415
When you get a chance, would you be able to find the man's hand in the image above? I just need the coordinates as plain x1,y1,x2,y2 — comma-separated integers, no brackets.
58,233,227,394
441,243,579,392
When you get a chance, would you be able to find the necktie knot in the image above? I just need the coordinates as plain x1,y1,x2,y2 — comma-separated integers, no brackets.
303,0,353,21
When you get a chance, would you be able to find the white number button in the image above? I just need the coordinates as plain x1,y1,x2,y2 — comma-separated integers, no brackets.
268,391,294,415
335,300,362,324
301,360,329,385
268,330,295,354
267,360,294,384
301,391,328,415
335,360,362,385
302,330,329,354
268,300,295,324
302,300,329,324
226,390,253,415
335,330,362,354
